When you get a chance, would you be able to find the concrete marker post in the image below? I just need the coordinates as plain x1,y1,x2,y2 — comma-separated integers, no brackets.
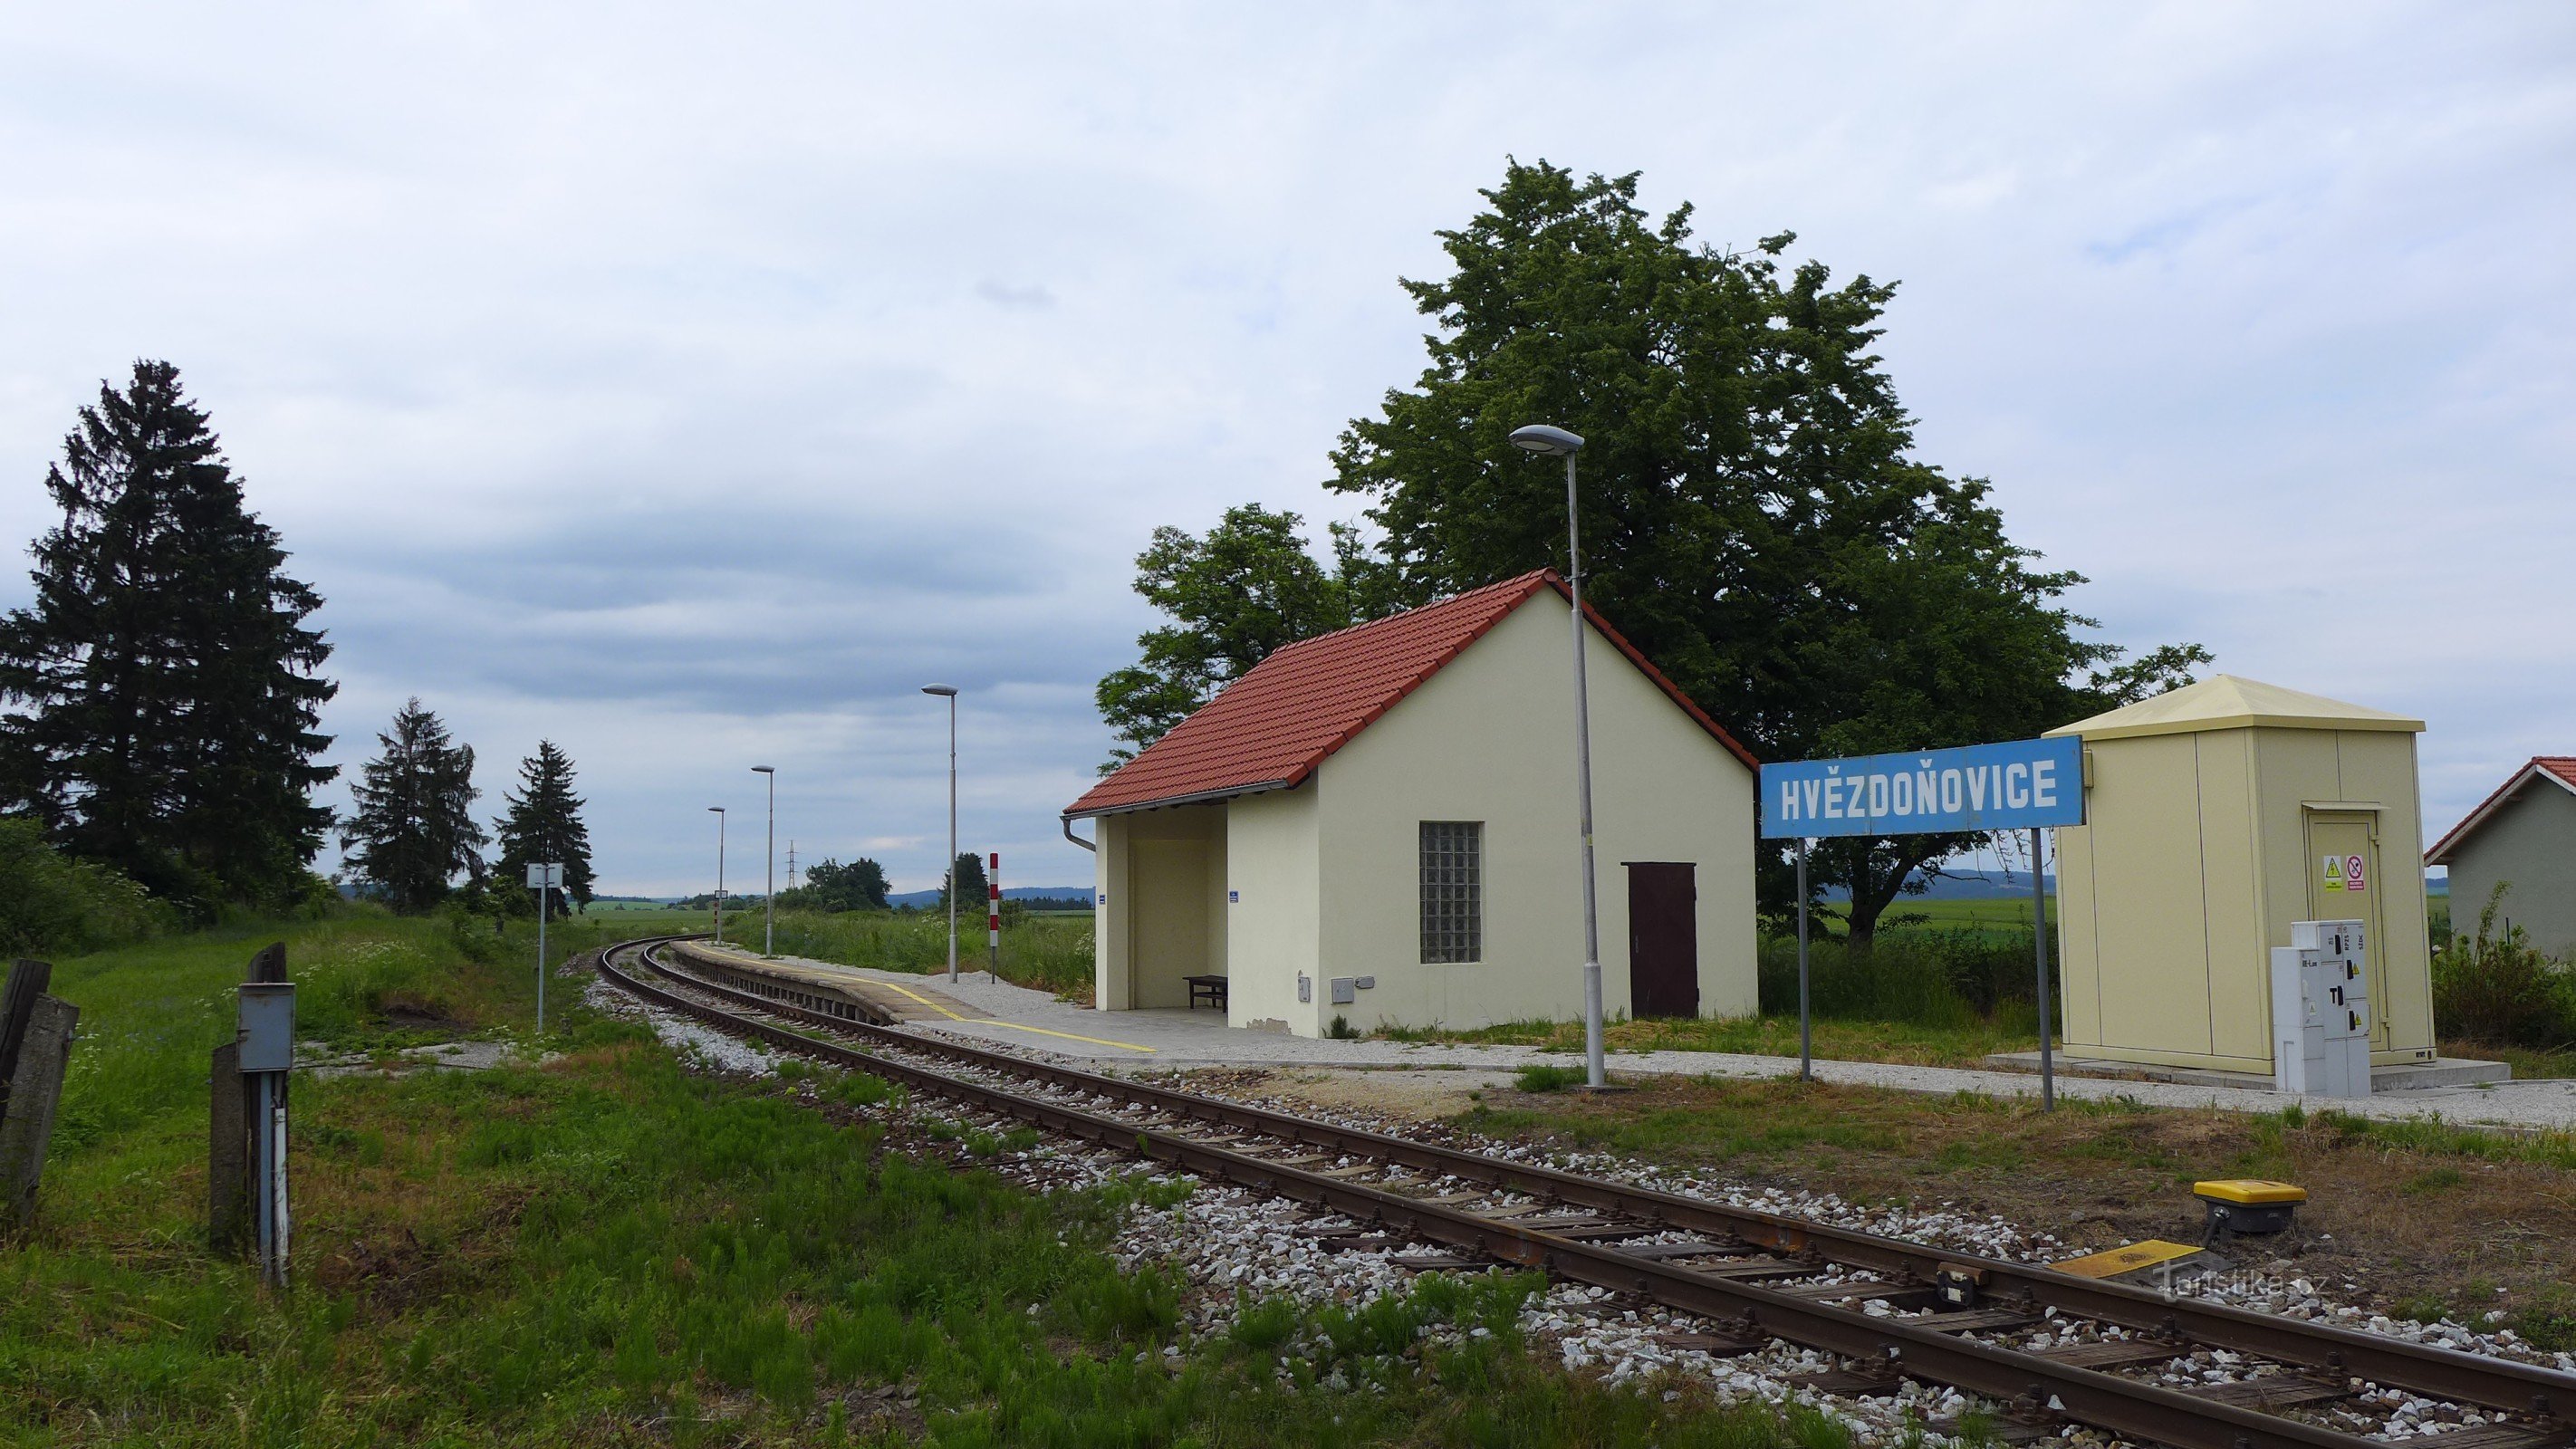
2032,826,2054,1112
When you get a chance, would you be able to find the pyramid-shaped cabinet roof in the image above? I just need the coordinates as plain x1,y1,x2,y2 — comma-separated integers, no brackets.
2045,674,2424,743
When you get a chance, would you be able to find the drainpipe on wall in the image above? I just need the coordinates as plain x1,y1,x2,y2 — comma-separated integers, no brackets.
1062,817,1095,852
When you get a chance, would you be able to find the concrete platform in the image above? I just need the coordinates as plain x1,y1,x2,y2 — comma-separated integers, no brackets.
1982,1051,2512,1091
717,955,2576,1133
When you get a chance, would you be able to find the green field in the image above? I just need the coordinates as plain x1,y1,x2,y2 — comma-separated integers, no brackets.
0,908,1843,1446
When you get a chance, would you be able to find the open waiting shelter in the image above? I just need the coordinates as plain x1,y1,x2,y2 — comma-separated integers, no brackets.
1063,570,1760,1038
2044,675,2438,1076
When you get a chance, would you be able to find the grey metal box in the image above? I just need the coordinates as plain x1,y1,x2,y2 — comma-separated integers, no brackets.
1330,976,1356,1005
237,983,297,1072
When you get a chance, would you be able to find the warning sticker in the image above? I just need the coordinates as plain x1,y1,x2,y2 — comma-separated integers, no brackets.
2344,853,2368,893
2321,854,2343,893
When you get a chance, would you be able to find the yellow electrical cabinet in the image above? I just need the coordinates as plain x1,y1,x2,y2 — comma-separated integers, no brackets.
2045,676,2437,1076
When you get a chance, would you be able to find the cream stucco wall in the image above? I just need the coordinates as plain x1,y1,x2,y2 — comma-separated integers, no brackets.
1306,595,1758,1035
1222,788,1321,1031
2055,725,2435,1073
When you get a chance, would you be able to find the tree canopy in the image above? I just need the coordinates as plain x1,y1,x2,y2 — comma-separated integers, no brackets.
791,856,889,913
1322,159,2206,936
341,699,486,914
492,740,594,919
1092,504,1388,768
0,360,338,913
1097,160,2206,938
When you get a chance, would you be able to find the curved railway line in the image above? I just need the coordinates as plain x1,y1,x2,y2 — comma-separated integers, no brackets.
597,934,2574,1449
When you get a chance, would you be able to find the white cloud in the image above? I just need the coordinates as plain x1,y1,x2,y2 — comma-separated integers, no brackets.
0,2,2569,890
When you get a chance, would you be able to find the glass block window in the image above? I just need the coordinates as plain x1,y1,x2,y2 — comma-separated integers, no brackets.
1418,821,1483,964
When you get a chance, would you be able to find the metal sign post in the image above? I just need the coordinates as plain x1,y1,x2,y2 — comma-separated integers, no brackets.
236,977,294,1287
1761,736,2085,1108
526,862,562,1034
1795,838,1812,1082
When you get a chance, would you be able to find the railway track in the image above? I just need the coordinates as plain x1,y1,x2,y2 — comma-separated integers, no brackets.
597,934,2574,1449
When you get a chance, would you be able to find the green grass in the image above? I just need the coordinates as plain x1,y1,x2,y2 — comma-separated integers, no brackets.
1397,1011,2041,1070
749,909,1096,1000
6,910,1844,1446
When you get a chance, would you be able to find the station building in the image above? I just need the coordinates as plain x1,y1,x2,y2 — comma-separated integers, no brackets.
1063,570,1760,1037
2428,756,2576,960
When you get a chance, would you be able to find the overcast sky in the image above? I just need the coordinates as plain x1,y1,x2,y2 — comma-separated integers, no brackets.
2,4,2568,894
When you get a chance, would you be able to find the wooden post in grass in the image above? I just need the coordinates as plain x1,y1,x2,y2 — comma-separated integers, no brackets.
0,958,78,1233
209,1037,249,1253
0,958,51,1116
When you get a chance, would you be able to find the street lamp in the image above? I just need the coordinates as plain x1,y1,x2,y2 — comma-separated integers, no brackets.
751,766,775,955
922,685,960,983
1510,422,1606,1089
706,806,726,945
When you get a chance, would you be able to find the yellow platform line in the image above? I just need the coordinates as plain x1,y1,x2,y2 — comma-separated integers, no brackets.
866,979,970,1021
864,977,1156,1053
958,1020,1157,1053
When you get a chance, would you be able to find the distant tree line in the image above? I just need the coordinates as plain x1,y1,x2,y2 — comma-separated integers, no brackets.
1098,160,2211,941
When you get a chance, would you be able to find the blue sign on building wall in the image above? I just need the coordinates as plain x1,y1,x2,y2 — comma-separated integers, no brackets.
1759,735,2085,840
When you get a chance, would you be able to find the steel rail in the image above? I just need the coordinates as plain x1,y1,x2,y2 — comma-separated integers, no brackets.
597,939,2555,1449
617,938,2575,1426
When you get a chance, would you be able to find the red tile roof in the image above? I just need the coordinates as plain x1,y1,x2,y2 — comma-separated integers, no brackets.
2428,756,2576,865
1065,569,1757,819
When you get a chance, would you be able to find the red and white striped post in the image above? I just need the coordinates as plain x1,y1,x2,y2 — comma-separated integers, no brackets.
986,852,1001,979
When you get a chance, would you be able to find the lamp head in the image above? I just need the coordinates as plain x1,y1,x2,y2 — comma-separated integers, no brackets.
1509,424,1584,456
921,684,958,697
751,765,774,774
707,806,724,814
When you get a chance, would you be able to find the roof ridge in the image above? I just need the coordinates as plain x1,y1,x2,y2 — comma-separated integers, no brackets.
2429,756,2576,865
1264,568,1556,659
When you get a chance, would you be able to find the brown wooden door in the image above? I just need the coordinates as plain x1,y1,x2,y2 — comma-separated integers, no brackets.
1625,862,1698,1018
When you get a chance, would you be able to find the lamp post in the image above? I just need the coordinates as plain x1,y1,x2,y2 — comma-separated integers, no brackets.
706,806,726,945
751,766,775,955
922,685,960,983
1510,422,1605,1090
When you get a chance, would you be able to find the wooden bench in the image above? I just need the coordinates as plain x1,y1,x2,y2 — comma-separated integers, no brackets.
1185,974,1229,1011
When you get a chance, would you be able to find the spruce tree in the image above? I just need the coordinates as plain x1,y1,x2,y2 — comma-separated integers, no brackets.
942,851,989,913
341,699,485,913
492,740,593,920
0,360,337,911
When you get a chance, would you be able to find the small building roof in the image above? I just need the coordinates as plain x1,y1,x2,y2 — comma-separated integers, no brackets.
2427,757,2576,866
2044,674,2425,743
1065,569,1757,820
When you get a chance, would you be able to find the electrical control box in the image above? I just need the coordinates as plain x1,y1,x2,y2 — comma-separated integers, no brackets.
2270,919,2371,1098
236,982,298,1074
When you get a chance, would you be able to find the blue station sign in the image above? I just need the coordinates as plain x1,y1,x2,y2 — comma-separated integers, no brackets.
1760,735,2085,840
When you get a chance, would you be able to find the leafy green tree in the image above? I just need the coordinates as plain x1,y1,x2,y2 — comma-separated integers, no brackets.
1323,160,2206,939
492,740,594,920
341,699,485,913
940,851,989,914
0,360,337,913
1094,504,1388,767
795,856,889,912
